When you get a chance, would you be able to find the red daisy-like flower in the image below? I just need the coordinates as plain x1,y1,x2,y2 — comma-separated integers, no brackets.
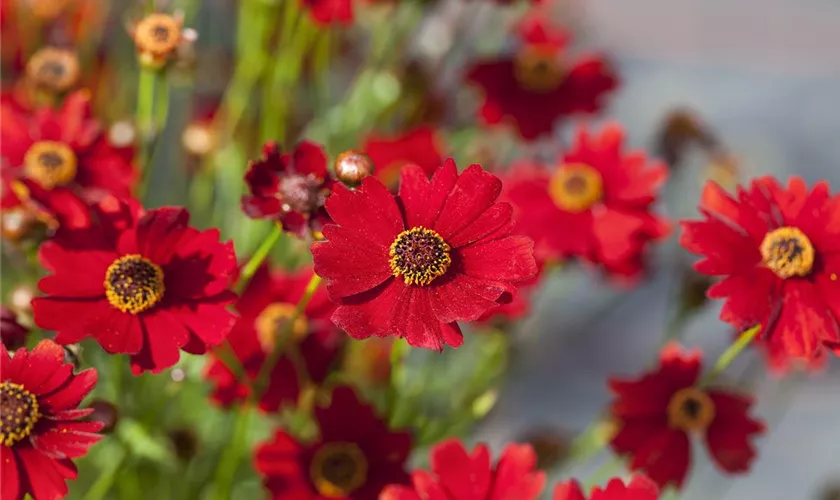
255,386,411,499
1,178,92,234
465,16,618,141
31,200,238,374
311,159,537,350
553,475,658,500
302,0,353,26
1,306,28,350
0,90,136,206
503,123,669,279
205,263,342,412
608,343,765,489
363,126,444,188
380,439,545,500
242,141,335,239
681,177,840,362
1,340,103,500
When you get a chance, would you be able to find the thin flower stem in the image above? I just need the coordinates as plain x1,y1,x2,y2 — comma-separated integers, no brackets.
210,406,251,500
136,66,158,197
82,447,128,500
701,324,762,386
237,224,283,290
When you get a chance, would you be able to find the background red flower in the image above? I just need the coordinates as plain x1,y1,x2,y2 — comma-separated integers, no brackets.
363,126,444,187
553,475,659,500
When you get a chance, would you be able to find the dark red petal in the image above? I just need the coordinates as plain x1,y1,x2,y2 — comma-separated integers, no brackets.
657,343,702,390
170,299,237,347
379,485,422,500
17,447,71,500
312,225,392,299
259,357,300,413
440,322,463,348
399,159,460,230
14,340,65,392
552,480,587,500
457,236,537,283
591,208,648,264
770,280,834,359
446,202,514,249
40,368,97,411
433,163,502,240
0,343,11,381
315,386,378,444
325,177,404,246
627,428,690,489
0,447,20,500
131,311,191,374
428,274,506,323
241,194,283,220
431,440,492,499
490,443,545,500
31,298,103,345
164,228,237,299
133,207,191,265
291,141,328,178
331,279,403,340
705,392,765,474
709,269,779,333
391,287,449,350
31,422,103,459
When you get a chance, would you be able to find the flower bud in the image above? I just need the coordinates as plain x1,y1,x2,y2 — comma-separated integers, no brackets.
1,306,28,351
130,13,194,70
334,150,375,187
517,426,572,470
168,427,200,461
26,47,80,95
85,399,120,434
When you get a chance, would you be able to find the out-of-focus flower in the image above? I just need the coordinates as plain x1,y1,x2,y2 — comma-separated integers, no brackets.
504,123,669,280
654,108,717,167
182,119,217,159
22,0,72,20
0,90,137,208
9,284,35,315
1,306,28,350
363,126,444,188
334,150,375,188
1,179,92,235
608,343,765,489
255,386,411,499
312,159,537,350
466,16,618,141
108,120,139,149
25,47,80,96
343,337,394,388
302,0,353,27
168,427,200,461
553,475,659,500
205,263,341,413
517,425,572,470
380,439,545,500
129,12,197,70
32,199,238,374
84,399,119,434
1,340,103,500
242,141,335,239
681,177,840,363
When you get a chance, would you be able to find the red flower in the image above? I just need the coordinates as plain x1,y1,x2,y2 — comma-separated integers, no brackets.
0,306,28,350
476,270,542,325
363,126,444,187
0,91,137,206
205,263,342,412
503,123,669,279
553,475,658,500
1,178,92,233
31,200,238,374
242,141,335,238
465,16,618,141
311,159,537,350
254,386,411,499
608,343,765,489
379,439,545,500
302,0,353,26
681,177,840,362
1,340,103,500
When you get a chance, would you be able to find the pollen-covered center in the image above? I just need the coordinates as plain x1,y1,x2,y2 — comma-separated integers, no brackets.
23,141,78,190
667,387,715,432
0,381,41,447
255,302,309,352
760,226,815,279
27,48,79,92
135,14,180,54
309,442,368,498
104,254,165,314
278,174,325,214
514,44,565,93
389,226,451,286
549,163,603,213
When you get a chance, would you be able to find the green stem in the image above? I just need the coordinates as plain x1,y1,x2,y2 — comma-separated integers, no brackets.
237,225,283,290
701,324,762,386
136,66,157,197
82,448,128,500
210,407,251,500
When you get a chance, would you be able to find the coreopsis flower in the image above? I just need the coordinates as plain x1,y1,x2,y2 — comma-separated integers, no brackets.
1,178,92,237
311,159,537,350
32,200,238,374
25,47,80,96
504,123,669,279
608,343,765,489
1,340,103,500
205,263,342,412
0,90,137,207
1,306,28,350
465,16,618,141
752,332,827,377
553,475,658,500
363,126,444,187
129,12,196,69
303,0,353,26
242,141,335,239
255,386,411,499
681,177,840,362
379,439,545,500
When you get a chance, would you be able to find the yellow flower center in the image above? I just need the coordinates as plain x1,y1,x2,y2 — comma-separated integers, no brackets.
26,47,80,93
666,387,715,432
104,255,165,314
389,227,451,286
760,227,815,279
309,442,368,498
255,302,309,352
0,381,41,447
514,44,565,93
23,141,78,190
135,14,181,55
548,163,603,212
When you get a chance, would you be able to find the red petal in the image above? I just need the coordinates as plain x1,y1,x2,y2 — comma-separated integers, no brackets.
315,386,378,444
14,340,65,392
132,310,191,373
164,228,237,299
399,159,459,230
431,440,492,499
312,225,392,299
428,274,506,323
709,269,780,333
552,480,587,500
771,280,835,359
170,299,237,347
697,181,768,243
380,485,422,500
456,236,537,283
16,445,71,500
132,208,191,265
627,428,690,489
31,298,104,345
331,279,403,340
679,216,761,276
490,443,545,500
40,368,97,411
291,141,328,177
705,391,765,474
31,422,103,459
446,202,514,249
392,287,449,350
1,448,20,500
325,177,404,246
433,164,502,240
87,302,144,354
37,243,112,297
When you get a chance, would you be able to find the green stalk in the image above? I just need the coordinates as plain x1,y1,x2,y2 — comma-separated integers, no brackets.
701,324,762,386
237,225,283,290
81,448,129,500
210,406,251,500
136,66,157,197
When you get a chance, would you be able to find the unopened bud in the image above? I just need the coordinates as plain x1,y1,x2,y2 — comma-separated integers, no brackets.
85,399,120,434
26,47,80,95
334,150,375,187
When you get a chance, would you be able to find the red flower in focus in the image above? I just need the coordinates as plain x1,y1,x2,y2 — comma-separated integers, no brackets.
364,126,444,187
758,335,828,377
242,141,335,238
205,263,342,412
380,439,545,500
255,386,411,499
302,0,353,26
1,306,28,350
608,343,765,489
553,475,658,500
1,340,103,500
312,159,537,350
32,200,238,374
0,91,136,206
504,123,669,279
465,16,618,141
681,177,840,363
